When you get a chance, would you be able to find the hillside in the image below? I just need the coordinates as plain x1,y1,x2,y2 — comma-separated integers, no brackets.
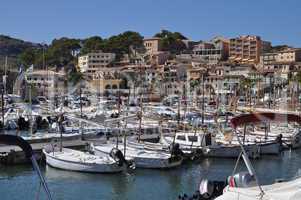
0,35,41,70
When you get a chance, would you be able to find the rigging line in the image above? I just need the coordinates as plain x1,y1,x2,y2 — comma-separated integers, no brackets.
35,151,45,200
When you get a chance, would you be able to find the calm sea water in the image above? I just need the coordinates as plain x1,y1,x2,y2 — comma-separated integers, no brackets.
0,149,300,200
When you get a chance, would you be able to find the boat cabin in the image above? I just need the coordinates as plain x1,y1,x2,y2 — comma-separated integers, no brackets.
173,132,214,147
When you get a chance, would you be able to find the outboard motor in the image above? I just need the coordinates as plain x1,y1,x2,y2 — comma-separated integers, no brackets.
227,171,256,188
36,116,49,130
168,143,184,163
109,148,135,169
110,113,119,118
178,179,226,200
199,179,226,199
17,116,30,130
199,179,214,199
276,134,283,145
169,143,184,157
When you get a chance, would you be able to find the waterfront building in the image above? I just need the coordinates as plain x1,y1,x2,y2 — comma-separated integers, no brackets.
78,51,116,77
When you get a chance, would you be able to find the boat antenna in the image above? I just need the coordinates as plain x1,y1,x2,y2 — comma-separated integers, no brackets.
233,127,265,196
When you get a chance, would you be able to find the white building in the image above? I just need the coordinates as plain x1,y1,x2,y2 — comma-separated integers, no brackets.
25,70,66,97
78,51,116,76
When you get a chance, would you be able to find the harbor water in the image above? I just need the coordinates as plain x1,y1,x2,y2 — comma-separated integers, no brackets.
0,149,301,200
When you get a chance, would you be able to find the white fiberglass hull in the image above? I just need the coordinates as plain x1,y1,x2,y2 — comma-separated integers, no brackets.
216,177,301,200
203,145,260,158
94,144,182,169
43,148,124,173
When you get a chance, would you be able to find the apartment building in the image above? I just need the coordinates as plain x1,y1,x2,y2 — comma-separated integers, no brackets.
275,48,301,63
78,51,116,76
229,35,270,64
261,48,301,65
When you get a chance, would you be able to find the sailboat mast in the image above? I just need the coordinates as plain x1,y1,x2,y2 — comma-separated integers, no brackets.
80,83,83,140
29,81,33,136
1,85,4,128
138,66,143,143
124,87,130,157
202,72,205,125
4,56,7,95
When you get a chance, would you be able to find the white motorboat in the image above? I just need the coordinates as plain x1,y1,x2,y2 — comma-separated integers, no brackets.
93,143,183,169
215,112,301,199
43,146,129,173
160,131,261,158
216,176,301,200
160,131,210,154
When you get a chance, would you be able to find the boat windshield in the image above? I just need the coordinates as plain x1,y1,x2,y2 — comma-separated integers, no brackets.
188,136,198,142
176,135,186,141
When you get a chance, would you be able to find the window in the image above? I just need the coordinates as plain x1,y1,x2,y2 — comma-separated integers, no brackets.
188,136,198,142
176,135,186,141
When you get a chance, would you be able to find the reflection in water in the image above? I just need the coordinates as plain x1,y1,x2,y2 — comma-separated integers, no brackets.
0,149,301,200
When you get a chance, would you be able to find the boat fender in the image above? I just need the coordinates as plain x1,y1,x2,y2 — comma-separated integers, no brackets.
227,172,255,188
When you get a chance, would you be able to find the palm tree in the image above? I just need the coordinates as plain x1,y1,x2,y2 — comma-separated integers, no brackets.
239,78,253,107
291,71,301,110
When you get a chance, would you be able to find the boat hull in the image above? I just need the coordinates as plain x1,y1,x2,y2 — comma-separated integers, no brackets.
94,146,182,169
203,145,260,158
43,150,124,173
259,142,281,155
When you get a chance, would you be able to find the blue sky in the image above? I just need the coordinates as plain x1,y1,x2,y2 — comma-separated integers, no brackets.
0,0,300,46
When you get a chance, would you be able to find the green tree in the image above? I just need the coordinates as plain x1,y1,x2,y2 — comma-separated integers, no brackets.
81,36,103,55
45,37,81,67
103,31,144,59
154,30,187,54
19,48,38,66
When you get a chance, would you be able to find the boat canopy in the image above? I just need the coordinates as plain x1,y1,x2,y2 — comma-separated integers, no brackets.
230,112,301,129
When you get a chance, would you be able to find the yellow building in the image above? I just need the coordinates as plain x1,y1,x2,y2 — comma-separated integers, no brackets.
90,71,121,94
